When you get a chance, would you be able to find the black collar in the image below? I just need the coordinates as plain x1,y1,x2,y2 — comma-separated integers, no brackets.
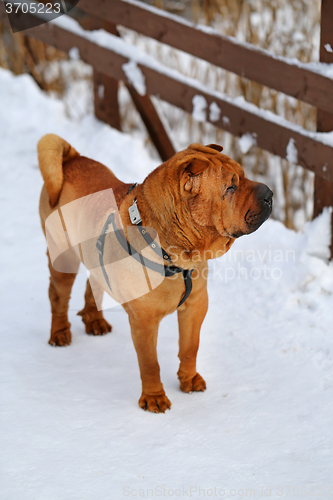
96,189,193,307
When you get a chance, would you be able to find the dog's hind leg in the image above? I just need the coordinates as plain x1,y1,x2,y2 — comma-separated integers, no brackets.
48,253,78,346
77,277,112,336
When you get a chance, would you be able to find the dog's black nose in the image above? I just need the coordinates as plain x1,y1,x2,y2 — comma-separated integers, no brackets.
263,188,273,209
256,184,273,207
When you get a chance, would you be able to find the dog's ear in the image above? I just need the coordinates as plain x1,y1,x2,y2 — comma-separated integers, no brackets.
177,153,217,226
184,157,210,176
176,153,210,176
205,144,223,152
178,154,211,195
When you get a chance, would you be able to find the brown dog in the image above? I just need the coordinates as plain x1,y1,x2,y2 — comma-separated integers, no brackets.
38,134,272,413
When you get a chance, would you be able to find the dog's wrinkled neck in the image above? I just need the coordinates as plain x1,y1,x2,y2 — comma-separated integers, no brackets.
125,173,235,267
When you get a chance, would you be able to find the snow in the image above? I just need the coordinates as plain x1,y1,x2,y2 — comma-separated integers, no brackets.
324,44,333,53
302,207,333,262
97,83,104,99
239,133,257,154
68,46,80,61
122,60,146,96
222,115,231,126
192,94,207,122
209,101,221,122
286,138,298,164
1,68,333,498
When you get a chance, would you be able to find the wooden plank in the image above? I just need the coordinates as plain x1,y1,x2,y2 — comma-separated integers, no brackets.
22,19,333,182
314,0,333,257
126,84,175,161
78,0,333,115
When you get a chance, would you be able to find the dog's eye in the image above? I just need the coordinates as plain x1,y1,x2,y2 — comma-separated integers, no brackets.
226,185,236,194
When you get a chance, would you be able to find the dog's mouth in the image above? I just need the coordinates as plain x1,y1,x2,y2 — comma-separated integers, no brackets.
245,200,272,232
244,185,273,232
227,193,273,239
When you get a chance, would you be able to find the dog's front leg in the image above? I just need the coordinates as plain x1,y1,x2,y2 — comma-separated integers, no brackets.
177,267,208,393
129,313,171,413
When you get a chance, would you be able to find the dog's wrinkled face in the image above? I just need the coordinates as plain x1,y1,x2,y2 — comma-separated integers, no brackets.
179,143,273,238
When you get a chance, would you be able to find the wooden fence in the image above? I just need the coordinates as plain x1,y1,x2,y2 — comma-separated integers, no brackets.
1,0,333,254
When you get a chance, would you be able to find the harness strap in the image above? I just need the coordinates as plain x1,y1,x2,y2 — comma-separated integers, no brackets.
96,213,184,281
110,213,182,277
128,196,173,263
96,212,114,291
96,195,194,306
136,221,172,263
178,269,193,307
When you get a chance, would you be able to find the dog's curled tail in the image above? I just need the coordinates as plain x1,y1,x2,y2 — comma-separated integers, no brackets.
38,134,79,208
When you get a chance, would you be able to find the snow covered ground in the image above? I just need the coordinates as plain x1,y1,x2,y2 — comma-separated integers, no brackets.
1,68,333,499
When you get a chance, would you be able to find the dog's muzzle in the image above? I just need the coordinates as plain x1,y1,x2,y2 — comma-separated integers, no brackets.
245,184,273,231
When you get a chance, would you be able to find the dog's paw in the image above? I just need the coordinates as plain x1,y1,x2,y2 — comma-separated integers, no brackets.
86,318,112,336
78,310,112,336
139,393,171,413
179,373,206,393
48,328,72,346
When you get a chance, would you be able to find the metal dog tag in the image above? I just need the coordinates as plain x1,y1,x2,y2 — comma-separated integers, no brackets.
129,199,142,225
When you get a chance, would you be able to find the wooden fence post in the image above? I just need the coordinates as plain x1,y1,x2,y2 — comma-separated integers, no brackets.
76,15,122,130
92,20,121,131
315,0,333,258
93,71,121,131
100,20,175,161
